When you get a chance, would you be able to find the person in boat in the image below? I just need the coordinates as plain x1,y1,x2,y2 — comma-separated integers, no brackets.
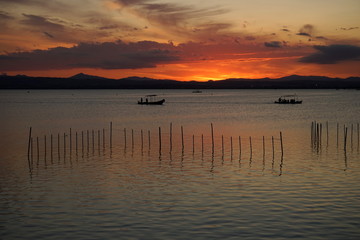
146,98,148,103
140,98,143,103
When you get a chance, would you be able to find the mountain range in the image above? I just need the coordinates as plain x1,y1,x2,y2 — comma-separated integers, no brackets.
0,73,359,89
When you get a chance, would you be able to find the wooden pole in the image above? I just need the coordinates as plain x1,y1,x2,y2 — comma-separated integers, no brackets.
148,130,151,149
249,136,252,158
239,136,241,156
230,136,233,156
262,136,265,157
280,131,284,156
344,127,348,151
192,135,195,154
181,126,184,150
30,137,33,165
272,136,275,159
141,129,144,150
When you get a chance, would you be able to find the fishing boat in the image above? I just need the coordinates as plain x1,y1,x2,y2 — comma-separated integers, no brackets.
275,95,302,104
138,95,165,105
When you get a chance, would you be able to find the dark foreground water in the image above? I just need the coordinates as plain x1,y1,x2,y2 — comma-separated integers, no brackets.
1,89,360,239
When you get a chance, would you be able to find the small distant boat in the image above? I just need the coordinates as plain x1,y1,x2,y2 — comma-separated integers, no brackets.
192,90,202,93
275,95,302,104
138,95,165,105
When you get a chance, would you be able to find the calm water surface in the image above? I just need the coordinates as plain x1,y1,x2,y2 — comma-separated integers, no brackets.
1,89,360,239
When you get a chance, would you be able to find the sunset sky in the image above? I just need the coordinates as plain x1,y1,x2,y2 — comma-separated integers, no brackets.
0,0,359,81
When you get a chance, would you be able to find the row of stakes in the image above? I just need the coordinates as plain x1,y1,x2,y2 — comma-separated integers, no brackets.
26,122,284,169
311,121,360,151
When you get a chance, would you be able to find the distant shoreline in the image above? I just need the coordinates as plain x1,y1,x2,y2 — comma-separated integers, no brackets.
1,74,359,89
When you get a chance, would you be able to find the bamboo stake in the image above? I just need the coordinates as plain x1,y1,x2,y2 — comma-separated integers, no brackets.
141,129,144,150
230,136,233,156
344,127,348,151
201,134,204,155
30,137,33,165
262,136,265,157
132,129,134,149
239,136,242,156
249,136,252,158
148,130,151,149
192,135,195,154
272,136,274,159
63,133,66,157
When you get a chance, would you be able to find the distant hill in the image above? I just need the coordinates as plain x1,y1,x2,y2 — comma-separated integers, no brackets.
0,74,359,89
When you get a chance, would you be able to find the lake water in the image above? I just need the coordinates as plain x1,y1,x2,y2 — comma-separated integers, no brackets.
1,89,360,239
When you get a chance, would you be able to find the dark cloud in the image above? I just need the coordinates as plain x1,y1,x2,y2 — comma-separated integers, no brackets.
0,40,179,71
297,24,314,37
115,0,229,39
340,27,359,31
0,11,13,20
264,41,282,48
281,28,290,32
21,14,64,31
43,31,54,38
299,44,360,64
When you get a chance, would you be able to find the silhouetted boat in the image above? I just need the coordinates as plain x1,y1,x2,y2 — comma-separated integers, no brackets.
275,95,302,104
138,95,165,105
